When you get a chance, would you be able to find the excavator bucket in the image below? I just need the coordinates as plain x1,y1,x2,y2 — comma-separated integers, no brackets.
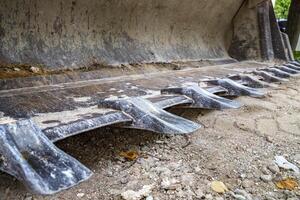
0,0,298,195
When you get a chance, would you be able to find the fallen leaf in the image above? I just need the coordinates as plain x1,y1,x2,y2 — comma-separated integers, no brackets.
120,151,139,161
211,181,228,194
275,178,298,190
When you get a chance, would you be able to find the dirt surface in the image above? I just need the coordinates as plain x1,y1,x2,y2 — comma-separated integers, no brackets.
1,79,300,200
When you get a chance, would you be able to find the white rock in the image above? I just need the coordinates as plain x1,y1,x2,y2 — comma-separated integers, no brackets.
205,194,213,200
260,175,273,182
194,167,202,173
274,156,299,174
215,197,224,200
234,195,247,200
161,177,181,190
240,174,247,179
121,185,154,200
76,193,85,198
29,66,40,73
146,195,154,200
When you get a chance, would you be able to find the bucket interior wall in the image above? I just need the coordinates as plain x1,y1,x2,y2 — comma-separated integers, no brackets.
0,0,244,68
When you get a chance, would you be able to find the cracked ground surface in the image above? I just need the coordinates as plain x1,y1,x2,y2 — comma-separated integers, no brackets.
0,78,300,199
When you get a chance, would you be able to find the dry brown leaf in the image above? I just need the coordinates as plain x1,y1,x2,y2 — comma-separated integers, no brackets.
275,178,298,190
119,150,139,161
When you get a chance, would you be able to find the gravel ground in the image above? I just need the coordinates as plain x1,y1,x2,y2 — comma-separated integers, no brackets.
0,78,300,200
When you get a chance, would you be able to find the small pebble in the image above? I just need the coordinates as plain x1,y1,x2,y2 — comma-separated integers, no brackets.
205,194,213,200
261,167,270,175
120,177,129,184
76,193,85,198
29,66,40,73
242,180,254,188
265,197,276,200
240,174,247,179
146,195,154,200
260,175,273,182
265,136,273,143
235,189,252,200
229,191,247,200
215,197,224,200
267,163,280,174
161,177,181,190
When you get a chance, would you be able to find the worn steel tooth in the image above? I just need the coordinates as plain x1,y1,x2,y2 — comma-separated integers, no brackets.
210,78,265,98
0,119,92,195
161,85,242,110
230,74,272,88
206,86,228,95
252,70,288,83
261,68,293,78
274,66,300,74
284,63,300,71
290,61,300,67
98,97,201,134
152,95,194,110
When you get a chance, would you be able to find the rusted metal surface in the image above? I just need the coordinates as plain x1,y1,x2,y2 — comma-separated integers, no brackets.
0,0,243,68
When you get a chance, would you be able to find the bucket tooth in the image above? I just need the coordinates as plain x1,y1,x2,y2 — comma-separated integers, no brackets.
284,63,300,71
290,61,300,67
261,68,293,78
152,95,194,110
206,86,229,95
274,66,300,74
252,70,288,83
0,120,92,195
161,85,242,110
231,74,272,88
210,78,265,98
98,97,201,134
